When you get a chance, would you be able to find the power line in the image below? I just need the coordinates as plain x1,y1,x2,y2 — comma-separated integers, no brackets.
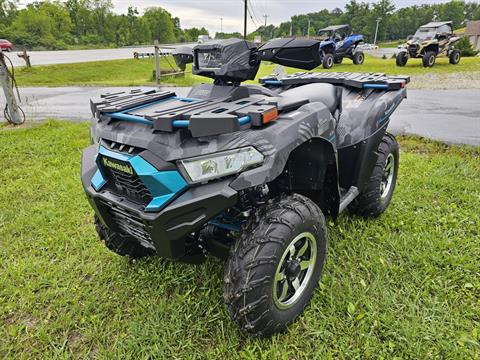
248,0,262,26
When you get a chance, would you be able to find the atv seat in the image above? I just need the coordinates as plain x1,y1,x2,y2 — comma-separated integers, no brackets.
280,83,342,116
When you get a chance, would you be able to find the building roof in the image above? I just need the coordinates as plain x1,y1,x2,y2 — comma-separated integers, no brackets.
466,20,480,36
319,25,350,32
420,21,453,28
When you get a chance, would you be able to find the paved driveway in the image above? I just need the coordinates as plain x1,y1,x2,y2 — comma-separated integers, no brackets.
2,87,479,146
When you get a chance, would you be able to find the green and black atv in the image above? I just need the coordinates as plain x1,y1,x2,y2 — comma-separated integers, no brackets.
396,21,461,68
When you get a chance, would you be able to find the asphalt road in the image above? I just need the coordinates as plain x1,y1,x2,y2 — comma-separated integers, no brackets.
1,87,479,146
6,43,195,67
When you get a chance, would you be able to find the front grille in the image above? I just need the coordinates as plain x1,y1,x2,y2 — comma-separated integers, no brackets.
101,200,153,245
408,44,418,54
105,165,153,204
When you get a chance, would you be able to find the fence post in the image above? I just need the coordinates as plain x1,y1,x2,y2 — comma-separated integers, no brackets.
154,39,161,86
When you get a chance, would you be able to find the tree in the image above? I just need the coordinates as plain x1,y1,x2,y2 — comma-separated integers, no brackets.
143,7,177,43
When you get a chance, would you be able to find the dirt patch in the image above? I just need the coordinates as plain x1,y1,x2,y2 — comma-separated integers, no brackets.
409,71,480,89
3,313,38,328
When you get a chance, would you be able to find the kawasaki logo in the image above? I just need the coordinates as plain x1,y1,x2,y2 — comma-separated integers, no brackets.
101,157,134,175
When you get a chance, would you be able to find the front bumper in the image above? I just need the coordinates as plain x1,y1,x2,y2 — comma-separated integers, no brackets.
81,145,238,259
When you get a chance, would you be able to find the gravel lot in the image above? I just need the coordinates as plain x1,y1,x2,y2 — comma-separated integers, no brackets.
409,71,480,89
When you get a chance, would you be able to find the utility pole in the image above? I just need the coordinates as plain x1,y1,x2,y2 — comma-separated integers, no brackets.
0,51,23,125
290,22,293,37
220,17,223,33
307,18,311,39
243,0,247,39
263,14,269,27
373,18,382,46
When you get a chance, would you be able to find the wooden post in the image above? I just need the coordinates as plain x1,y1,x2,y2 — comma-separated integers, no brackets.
18,49,31,68
154,40,161,86
0,51,23,124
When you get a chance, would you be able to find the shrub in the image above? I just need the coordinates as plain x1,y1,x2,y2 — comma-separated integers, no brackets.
456,36,479,57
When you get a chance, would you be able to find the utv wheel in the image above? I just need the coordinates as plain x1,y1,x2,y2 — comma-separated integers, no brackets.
349,133,399,218
322,53,334,69
224,194,327,337
353,51,365,65
94,216,156,258
449,50,461,64
422,51,436,67
396,52,408,66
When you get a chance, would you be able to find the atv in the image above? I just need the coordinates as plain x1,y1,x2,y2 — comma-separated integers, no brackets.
317,25,365,69
396,21,461,67
81,38,408,337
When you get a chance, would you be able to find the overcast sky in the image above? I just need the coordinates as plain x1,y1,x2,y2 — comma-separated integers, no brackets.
19,0,469,34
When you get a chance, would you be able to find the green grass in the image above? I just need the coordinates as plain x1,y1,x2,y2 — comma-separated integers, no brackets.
0,121,479,358
14,55,480,87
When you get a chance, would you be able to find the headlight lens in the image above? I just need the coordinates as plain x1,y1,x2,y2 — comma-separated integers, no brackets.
178,146,264,183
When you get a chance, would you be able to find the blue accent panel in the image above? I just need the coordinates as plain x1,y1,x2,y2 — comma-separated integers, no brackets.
172,120,190,128
263,80,283,86
363,84,389,89
238,115,251,125
98,145,132,161
94,145,187,212
91,169,106,191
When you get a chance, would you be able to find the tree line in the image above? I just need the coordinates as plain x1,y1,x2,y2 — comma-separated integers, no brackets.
1,0,480,50
0,0,208,49
253,0,480,42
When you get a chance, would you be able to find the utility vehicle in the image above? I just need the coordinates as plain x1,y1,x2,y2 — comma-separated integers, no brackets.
81,38,408,337
396,21,461,67
317,25,365,68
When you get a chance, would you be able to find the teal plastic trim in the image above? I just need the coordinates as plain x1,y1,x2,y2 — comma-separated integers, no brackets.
93,145,187,212
91,169,107,191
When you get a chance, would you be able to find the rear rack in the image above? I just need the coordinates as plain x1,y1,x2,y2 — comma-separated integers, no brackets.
260,72,410,90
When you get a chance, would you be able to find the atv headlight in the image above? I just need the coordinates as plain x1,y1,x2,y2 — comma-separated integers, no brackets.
178,146,264,183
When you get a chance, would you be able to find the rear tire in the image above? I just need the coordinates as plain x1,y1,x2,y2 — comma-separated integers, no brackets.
322,53,334,69
349,133,399,218
396,52,408,66
449,50,460,64
353,51,365,65
94,216,156,258
422,51,436,67
224,194,327,337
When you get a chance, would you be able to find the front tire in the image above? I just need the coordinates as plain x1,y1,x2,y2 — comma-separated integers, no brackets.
422,51,436,67
449,49,461,64
396,52,408,66
224,194,327,337
94,216,156,258
322,53,334,69
349,133,399,217
353,51,365,65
